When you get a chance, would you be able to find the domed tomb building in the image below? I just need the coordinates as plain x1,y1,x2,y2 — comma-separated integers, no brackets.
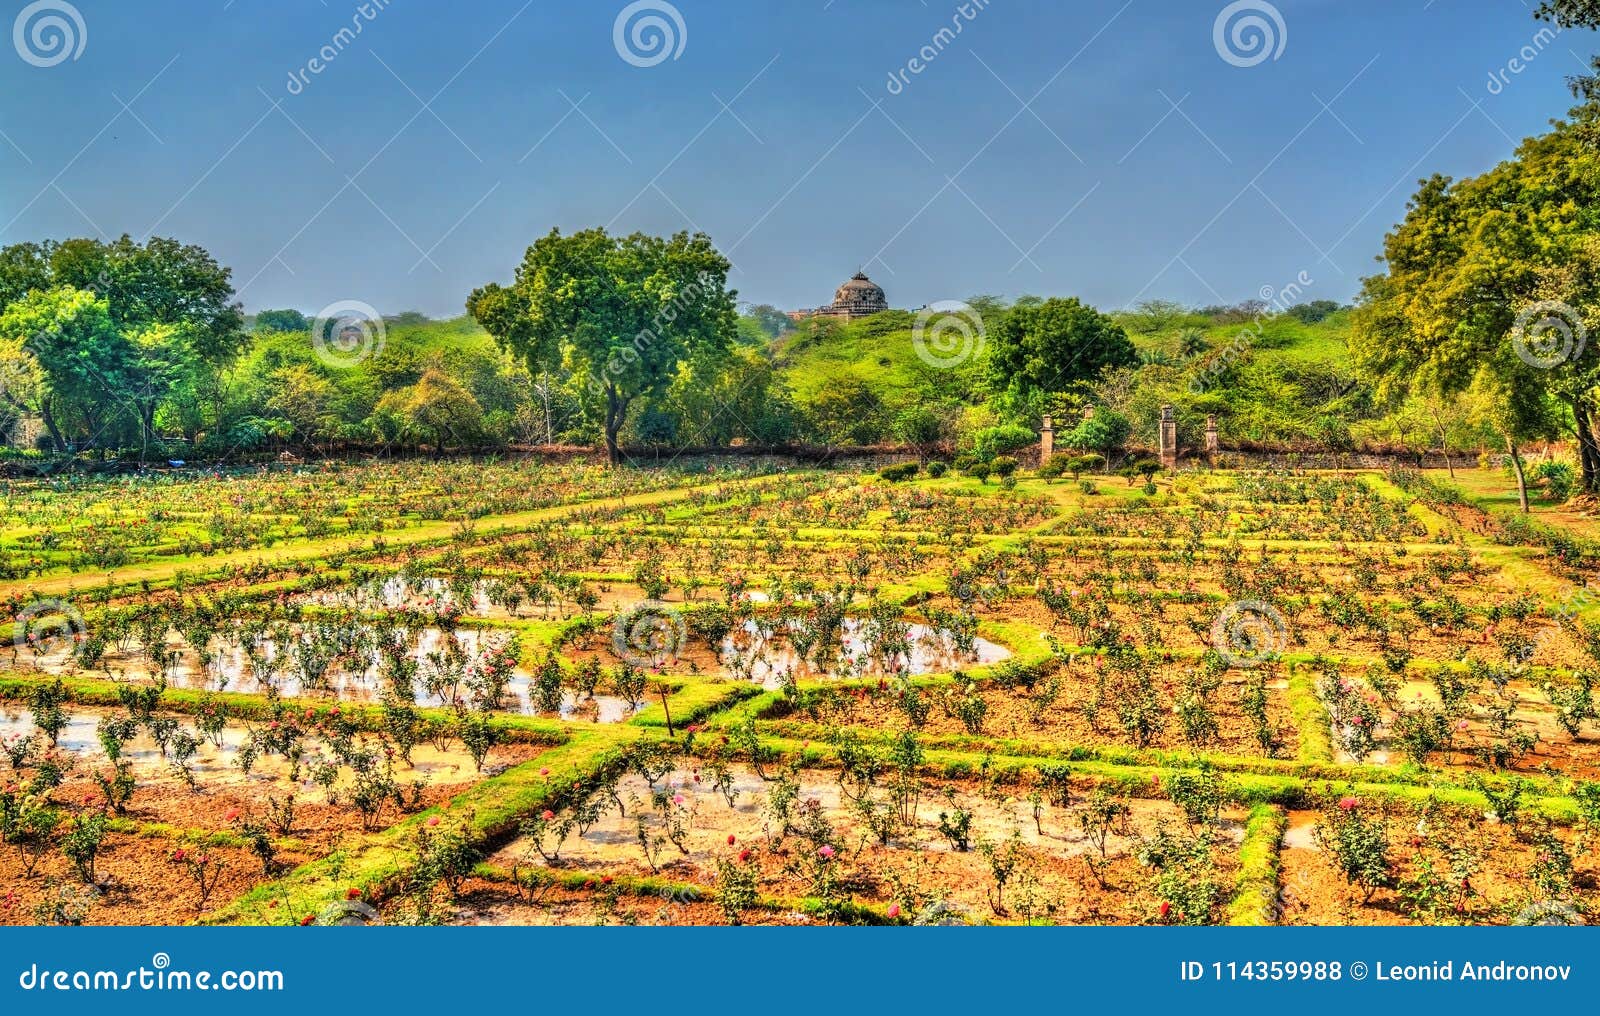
793,271,890,321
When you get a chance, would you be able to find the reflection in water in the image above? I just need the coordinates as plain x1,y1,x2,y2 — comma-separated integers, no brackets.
16,625,638,723
720,618,1011,690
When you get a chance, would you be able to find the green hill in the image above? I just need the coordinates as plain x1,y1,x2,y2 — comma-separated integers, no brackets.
773,310,984,413
768,302,1366,451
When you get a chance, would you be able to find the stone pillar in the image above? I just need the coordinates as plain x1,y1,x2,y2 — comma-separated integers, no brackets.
1205,415,1219,454
1039,414,1054,464
1159,405,1177,470
1082,406,1095,423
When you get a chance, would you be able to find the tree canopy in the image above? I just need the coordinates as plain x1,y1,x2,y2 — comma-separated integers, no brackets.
1351,102,1600,499
467,228,739,463
0,235,246,453
985,296,1138,420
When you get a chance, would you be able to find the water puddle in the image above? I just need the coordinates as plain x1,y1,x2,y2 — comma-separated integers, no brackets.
720,618,1010,689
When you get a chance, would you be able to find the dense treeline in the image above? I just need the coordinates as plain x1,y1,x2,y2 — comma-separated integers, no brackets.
0,233,1552,473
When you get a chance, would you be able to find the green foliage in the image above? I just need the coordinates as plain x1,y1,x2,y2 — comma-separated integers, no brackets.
1063,411,1131,459
1313,797,1391,901
970,424,1035,460
986,297,1137,417
467,227,739,462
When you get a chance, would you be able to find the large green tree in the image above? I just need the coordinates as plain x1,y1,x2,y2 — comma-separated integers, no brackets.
1351,104,1600,501
467,228,738,464
0,236,246,452
0,288,129,451
985,297,1137,420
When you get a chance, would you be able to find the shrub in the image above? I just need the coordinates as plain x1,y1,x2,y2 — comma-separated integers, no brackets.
1164,762,1224,830
715,855,760,924
967,462,992,483
878,462,920,482
971,424,1036,460
1137,825,1220,925
1535,461,1575,502
1063,411,1130,458
1313,797,1390,901
61,812,108,884
989,455,1019,478
936,801,973,852
925,460,948,477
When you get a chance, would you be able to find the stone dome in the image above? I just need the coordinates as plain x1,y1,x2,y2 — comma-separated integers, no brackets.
829,272,888,318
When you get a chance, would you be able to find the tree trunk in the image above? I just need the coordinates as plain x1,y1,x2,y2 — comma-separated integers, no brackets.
658,685,674,737
1573,395,1600,496
603,420,621,466
40,399,66,453
537,374,554,444
604,385,627,466
1428,407,1455,479
139,400,158,463
1506,434,1530,513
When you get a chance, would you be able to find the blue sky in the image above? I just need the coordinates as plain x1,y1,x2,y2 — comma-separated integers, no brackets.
0,0,1590,318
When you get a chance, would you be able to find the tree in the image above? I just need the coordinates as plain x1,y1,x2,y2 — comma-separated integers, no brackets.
740,304,794,340
661,345,794,447
0,235,245,453
893,405,945,459
1126,299,1189,334
986,298,1137,420
1063,410,1131,460
1350,104,1600,500
0,287,129,452
803,375,885,447
1536,3,1600,99
1285,300,1343,324
37,236,245,369
375,368,483,454
467,228,738,465
264,364,337,450
254,309,310,333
